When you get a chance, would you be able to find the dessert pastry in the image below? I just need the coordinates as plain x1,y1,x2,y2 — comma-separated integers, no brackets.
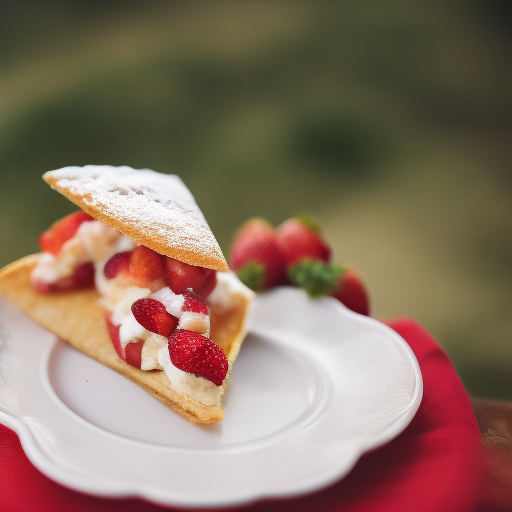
0,166,254,424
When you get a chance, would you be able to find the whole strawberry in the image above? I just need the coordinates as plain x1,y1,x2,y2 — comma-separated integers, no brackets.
332,268,370,316
230,218,286,292
289,259,370,316
275,216,331,267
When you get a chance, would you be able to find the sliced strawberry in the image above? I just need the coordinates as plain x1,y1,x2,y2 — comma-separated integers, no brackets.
179,291,210,334
32,280,52,294
39,211,95,256
105,315,124,360
276,217,331,267
163,257,216,297
168,330,228,386
105,314,145,368
182,291,209,315
230,218,286,291
33,262,95,293
198,270,217,297
125,340,144,369
131,298,178,337
104,246,165,289
332,268,370,316
70,262,96,288
129,246,165,283
104,251,131,278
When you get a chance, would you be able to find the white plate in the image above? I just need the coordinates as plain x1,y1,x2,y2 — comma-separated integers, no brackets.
0,287,422,508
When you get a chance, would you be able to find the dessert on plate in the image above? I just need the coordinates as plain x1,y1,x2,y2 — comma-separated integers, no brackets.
0,166,254,424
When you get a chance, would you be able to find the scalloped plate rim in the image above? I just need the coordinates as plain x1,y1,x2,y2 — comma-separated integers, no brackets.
0,287,422,508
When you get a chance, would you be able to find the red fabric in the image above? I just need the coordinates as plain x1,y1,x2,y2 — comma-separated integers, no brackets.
0,319,484,512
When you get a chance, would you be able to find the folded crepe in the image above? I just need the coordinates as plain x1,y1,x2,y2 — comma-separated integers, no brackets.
0,166,253,424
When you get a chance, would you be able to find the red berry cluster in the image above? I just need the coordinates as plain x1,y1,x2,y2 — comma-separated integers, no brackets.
230,217,370,316
103,246,217,297
37,211,230,386
108,252,227,385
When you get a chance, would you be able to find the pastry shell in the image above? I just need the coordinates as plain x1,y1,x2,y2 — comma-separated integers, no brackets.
43,166,229,272
0,255,251,424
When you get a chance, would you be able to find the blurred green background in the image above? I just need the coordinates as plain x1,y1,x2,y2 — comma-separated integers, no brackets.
1,0,511,399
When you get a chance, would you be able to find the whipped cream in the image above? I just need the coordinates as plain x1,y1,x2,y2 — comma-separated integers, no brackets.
107,284,166,368
150,287,184,317
178,311,210,335
140,333,167,370
150,286,209,335
207,271,255,313
113,286,152,350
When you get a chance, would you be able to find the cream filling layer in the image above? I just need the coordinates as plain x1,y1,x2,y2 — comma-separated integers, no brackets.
31,218,249,404
207,271,255,313
31,221,128,284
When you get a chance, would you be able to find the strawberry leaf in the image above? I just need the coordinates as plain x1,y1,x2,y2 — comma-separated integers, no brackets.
236,261,266,292
294,215,322,234
289,259,345,298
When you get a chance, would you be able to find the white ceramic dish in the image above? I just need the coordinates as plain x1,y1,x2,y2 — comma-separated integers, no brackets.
0,287,422,508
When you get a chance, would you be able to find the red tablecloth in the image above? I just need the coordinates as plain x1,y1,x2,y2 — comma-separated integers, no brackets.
0,319,484,512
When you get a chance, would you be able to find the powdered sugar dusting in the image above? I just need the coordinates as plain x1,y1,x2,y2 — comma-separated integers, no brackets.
43,166,228,271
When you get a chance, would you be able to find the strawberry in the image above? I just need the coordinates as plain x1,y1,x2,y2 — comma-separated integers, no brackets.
105,315,124,359
125,340,144,369
198,270,217,297
275,216,331,267
288,259,342,298
39,211,95,256
103,246,165,289
163,257,217,297
182,291,209,315
289,260,370,316
168,330,228,386
131,298,178,337
33,262,95,293
332,268,370,316
129,245,165,284
179,291,210,334
66,261,96,288
230,218,286,291
105,314,144,368
103,251,131,279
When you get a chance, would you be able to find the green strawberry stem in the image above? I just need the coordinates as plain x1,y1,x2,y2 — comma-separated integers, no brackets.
236,261,266,292
289,259,346,298
294,215,322,234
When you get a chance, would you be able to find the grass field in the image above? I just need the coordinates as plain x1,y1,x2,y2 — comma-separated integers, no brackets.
1,0,511,398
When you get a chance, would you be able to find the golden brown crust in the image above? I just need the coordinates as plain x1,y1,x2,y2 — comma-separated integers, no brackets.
43,167,229,272
0,255,251,425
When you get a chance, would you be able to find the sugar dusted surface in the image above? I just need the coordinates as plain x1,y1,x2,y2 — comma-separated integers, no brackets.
43,166,228,272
